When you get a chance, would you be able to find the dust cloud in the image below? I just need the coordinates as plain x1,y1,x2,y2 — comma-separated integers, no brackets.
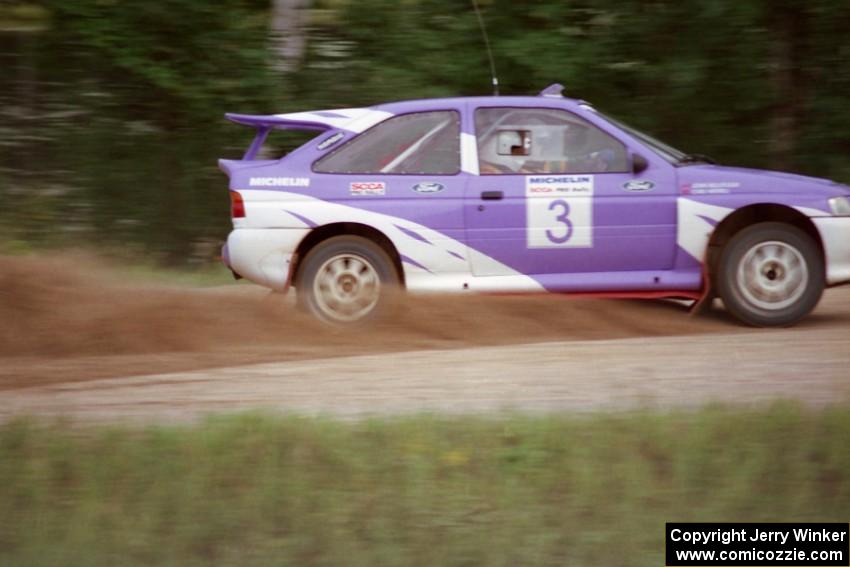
0,254,732,388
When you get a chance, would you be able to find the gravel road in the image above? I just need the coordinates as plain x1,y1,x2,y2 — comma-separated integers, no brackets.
2,296,848,423
1,255,847,422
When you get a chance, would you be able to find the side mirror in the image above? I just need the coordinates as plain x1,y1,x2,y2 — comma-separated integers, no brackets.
632,153,649,174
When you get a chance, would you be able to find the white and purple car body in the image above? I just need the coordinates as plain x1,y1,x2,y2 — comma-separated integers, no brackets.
220,84,850,326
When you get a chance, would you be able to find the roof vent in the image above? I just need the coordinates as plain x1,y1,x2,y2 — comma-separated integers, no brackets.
539,83,564,98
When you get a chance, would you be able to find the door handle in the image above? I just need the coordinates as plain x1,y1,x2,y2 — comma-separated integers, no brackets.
481,190,504,200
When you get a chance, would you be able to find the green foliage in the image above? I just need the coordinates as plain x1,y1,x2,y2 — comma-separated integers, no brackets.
1,406,849,566
296,0,779,169
42,0,281,122
2,0,850,262
292,0,848,180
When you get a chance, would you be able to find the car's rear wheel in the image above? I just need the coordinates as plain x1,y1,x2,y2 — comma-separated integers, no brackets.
296,235,399,324
716,222,824,327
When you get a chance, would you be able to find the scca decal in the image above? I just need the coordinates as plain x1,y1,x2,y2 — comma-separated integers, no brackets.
350,181,386,196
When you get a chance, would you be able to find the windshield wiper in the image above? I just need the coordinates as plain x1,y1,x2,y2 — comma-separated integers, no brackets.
678,153,716,165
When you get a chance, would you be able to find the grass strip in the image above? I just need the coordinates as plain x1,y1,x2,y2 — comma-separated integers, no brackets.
1,404,848,566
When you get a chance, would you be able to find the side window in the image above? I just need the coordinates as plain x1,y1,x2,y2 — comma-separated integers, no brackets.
313,111,460,175
475,107,629,175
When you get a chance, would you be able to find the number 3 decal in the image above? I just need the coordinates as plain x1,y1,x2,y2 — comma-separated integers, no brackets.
525,175,594,249
545,199,574,244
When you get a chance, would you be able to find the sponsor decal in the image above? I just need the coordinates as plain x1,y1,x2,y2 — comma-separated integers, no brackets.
411,181,445,194
249,177,310,187
317,132,345,150
350,181,386,196
623,180,655,192
526,175,594,195
525,175,594,249
681,181,740,195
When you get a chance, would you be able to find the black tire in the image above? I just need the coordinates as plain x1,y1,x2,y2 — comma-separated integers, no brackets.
295,235,400,324
716,222,824,327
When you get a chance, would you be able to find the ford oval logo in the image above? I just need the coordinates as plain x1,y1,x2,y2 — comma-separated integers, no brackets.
623,180,655,192
412,181,445,194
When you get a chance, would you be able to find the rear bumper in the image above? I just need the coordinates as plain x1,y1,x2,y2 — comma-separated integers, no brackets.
222,228,310,291
813,217,850,286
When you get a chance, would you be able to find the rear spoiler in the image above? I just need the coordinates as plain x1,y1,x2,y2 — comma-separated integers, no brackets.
224,108,392,160
225,113,334,160
225,113,336,131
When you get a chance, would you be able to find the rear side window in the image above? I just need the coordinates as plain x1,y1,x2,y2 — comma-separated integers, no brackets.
313,111,460,175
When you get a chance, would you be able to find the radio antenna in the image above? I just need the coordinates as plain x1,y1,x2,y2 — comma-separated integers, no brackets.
471,0,499,96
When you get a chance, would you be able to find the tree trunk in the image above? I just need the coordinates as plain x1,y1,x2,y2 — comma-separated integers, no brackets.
768,4,807,172
269,0,309,73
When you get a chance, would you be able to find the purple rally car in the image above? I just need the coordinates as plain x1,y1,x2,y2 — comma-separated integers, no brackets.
219,84,850,326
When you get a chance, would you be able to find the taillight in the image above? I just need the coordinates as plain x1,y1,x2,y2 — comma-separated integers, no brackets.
230,191,245,218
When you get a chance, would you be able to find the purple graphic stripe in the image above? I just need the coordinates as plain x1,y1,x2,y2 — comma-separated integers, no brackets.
448,250,465,261
284,209,317,228
400,254,432,273
394,224,432,245
697,214,719,227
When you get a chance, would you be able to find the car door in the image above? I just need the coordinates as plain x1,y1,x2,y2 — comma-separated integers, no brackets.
311,109,468,239
308,108,471,279
464,105,677,278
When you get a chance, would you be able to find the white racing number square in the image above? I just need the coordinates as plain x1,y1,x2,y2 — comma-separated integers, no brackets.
525,175,594,248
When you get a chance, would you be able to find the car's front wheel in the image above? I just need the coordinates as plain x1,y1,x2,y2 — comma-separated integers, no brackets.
716,222,824,327
295,235,400,324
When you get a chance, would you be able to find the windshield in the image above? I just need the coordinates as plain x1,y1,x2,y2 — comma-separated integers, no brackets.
592,110,690,164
